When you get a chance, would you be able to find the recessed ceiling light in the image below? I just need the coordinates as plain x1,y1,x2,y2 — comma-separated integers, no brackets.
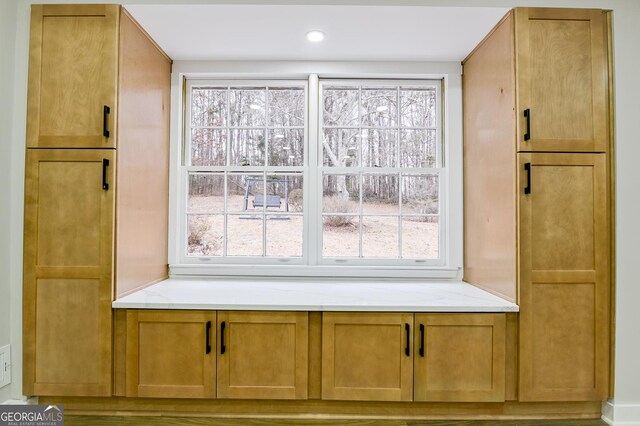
306,30,325,42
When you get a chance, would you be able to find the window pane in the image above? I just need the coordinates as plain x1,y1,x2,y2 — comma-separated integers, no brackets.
402,216,439,259
361,129,397,168
269,129,304,166
188,173,224,213
227,174,264,213
191,129,226,166
362,174,399,214
402,174,439,215
323,174,359,212
230,88,266,127
400,129,437,168
227,215,264,256
266,215,303,257
267,174,303,213
401,87,437,128
268,88,305,127
323,216,360,257
322,88,359,126
323,129,359,167
362,216,399,258
361,88,397,127
229,129,265,166
187,215,223,257
191,88,226,127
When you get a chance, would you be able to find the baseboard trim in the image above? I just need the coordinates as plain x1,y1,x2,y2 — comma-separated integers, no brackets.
602,399,640,425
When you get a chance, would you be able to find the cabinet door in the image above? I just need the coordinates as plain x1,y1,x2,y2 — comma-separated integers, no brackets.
27,5,119,148
126,310,216,398
322,312,413,401
518,153,609,401
414,314,505,402
23,149,115,396
515,8,607,152
217,311,308,399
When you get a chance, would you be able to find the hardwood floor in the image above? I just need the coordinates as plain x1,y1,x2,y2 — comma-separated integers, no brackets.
65,417,607,426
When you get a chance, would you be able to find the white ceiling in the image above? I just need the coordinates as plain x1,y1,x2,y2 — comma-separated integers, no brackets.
125,5,509,62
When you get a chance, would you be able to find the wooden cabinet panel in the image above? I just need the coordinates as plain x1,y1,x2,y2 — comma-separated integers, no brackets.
515,8,607,152
322,312,413,401
126,310,216,399
518,153,609,401
23,149,115,396
414,314,505,402
217,311,308,400
27,5,118,148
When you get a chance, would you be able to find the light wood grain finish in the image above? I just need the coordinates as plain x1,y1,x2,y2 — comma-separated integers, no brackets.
126,310,216,399
322,313,413,401
462,11,517,302
23,149,115,396
308,311,322,400
515,8,607,152
113,309,127,397
504,313,518,401
114,9,171,298
414,314,505,402
217,311,308,400
27,4,119,148
518,153,609,401
42,396,603,420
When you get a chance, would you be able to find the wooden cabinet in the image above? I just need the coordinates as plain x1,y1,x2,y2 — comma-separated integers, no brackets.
515,8,607,153
23,4,171,397
518,154,609,401
125,310,216,399
414,314,505,402
27,5,119,149
217,311,308,399
23,149,115,396
321,312,413,401
463,7,611,403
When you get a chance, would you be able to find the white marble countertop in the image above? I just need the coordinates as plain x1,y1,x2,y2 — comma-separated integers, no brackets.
112,278,519,312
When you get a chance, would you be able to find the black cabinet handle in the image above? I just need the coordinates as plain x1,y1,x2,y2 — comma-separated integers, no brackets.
524,108,531,141
220,321,226,354
102,159,109,190
405,323,410,357
205,321,211,354
419,324,425,358
103,105,110,138
524,162,531,195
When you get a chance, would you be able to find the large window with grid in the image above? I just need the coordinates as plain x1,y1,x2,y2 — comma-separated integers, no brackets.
181,78,444,268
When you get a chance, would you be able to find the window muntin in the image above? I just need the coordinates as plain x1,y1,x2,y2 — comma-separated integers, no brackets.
319,80,443,264
185,82,306,261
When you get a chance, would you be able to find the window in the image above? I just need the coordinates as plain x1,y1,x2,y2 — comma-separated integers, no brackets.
180,77,446,273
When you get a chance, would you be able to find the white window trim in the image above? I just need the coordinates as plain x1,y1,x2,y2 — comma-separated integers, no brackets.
168,62,463,280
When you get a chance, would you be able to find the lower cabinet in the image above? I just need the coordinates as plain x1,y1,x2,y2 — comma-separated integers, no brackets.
126,310,217,398
321,312,414,401
217,311,308,400
414,313,506,402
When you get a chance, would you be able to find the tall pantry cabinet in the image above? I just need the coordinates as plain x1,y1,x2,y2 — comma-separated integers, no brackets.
23,4,171,396
463,8,611,402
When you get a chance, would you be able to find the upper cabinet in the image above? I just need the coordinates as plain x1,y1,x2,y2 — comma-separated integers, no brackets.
27,5,119,148
515,8,608,152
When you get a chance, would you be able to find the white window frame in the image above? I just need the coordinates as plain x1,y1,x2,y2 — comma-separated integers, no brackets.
169,66,462,280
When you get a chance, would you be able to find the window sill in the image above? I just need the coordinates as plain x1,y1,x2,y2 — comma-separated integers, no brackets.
112,277,519,312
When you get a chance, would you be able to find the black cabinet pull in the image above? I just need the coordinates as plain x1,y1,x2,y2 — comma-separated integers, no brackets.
419,324,425,358
524,108,531,141
205,321,211,354
405,323,410,357
220,321,226,354
102,159,109,190
524,162,531,194
103,105,110,138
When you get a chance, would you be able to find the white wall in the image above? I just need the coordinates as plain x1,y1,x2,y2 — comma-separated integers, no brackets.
2,0,639,421
0,0,19,405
